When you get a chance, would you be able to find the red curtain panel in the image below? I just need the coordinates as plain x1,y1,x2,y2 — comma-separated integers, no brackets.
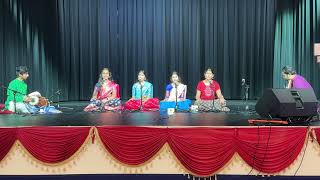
0,128,17,161
17,127,91,164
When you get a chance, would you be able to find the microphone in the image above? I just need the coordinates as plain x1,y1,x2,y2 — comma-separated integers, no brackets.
209,80,215,89
174,81,178,88
55,89,62,95
139,81,144,89
241,79,246,86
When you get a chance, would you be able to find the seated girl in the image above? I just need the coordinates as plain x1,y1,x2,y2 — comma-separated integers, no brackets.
124,70,159,111
194,68,230,112
84,68,121,112
160,72,191,111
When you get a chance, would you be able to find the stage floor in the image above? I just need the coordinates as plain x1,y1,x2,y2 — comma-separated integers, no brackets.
0,100,319,127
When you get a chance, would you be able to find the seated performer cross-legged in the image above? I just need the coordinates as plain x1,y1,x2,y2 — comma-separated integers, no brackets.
194,68,230,112
159,71,191,111
4,66,61,114
84,68,121,112
124,70,159,111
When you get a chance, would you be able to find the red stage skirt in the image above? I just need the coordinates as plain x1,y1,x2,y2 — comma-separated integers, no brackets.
124,98,159,111
0,104,14,114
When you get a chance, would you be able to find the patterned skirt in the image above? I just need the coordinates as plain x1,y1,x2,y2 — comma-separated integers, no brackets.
124,98,159,111
194,99,230,112
84,98,121,112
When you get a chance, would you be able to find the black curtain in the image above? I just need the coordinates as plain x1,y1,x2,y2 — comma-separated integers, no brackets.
57,0,276,100
1,0,276,102
0,0,60,103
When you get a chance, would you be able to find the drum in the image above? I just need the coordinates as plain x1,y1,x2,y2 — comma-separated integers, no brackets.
29,96,49,107
38,97,49,107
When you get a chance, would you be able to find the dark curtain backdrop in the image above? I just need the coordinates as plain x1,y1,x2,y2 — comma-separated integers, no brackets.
57,0,276,100
1,0,276,102
274,0,320,97
0,0,60,103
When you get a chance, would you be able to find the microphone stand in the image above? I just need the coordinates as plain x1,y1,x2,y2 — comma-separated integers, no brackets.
241,79,250,112
175,83,178,111
1,85,26,113
139,82,143,111
210,80,215,112
52,89,73,110
244,84,249,111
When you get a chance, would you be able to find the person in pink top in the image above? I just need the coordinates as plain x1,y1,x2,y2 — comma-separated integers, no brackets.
194,68,229,112
281,66,312,89
84,68,121,112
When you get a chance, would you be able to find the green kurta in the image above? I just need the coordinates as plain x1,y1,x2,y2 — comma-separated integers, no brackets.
4,78,27,110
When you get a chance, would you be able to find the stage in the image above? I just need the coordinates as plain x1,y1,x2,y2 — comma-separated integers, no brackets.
0,100,320,178
0,100,318,127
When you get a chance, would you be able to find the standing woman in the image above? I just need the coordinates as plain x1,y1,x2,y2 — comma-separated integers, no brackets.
194,68,229,112
84,68,121,112
160,71,191,111
124,70,159,111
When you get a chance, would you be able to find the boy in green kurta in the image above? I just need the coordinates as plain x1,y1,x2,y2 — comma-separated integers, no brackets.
4,66,32,113
5,66,62,114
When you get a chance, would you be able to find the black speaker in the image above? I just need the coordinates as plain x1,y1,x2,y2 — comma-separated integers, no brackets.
256,89,318,119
